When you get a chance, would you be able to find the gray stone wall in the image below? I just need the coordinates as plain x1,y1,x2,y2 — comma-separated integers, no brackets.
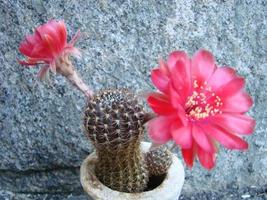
0,0,266,199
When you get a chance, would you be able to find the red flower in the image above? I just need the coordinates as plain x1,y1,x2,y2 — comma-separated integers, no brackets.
18,20,80,79
147,50,255,169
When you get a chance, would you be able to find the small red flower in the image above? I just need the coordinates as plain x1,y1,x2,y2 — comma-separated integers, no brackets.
147,50,255,169
18,20,80,79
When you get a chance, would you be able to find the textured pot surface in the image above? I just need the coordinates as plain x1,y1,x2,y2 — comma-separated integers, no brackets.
80,142,185,200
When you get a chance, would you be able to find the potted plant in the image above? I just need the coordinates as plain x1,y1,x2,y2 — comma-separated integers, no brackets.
18,20,255,200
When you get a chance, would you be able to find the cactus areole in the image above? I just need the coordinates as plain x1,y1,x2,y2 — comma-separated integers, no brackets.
18,20,255,199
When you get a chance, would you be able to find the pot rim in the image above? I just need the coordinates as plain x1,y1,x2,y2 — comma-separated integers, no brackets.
80,142,185,200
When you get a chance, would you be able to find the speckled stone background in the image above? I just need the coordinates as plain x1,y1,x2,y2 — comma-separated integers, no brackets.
0,0,266,199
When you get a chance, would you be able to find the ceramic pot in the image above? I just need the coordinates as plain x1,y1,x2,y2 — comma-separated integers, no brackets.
80,142,185,200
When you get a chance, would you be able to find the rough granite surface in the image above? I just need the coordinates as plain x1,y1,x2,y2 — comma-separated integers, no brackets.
0,0,266,199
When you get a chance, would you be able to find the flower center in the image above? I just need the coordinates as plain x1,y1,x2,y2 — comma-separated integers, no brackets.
185,80,223,121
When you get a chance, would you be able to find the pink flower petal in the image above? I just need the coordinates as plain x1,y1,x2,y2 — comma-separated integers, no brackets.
69,29,81,46
37,65,50,80
171,123,193,149
192,125,216,153
211,113,255,135
37,20,61,50
197,145,216,170
19,41,33,57
25,35,41,47
151,68,170,93
54,20,67,46
171,60,191,100
171,60,187,85
31,44,51,59
18,60,38,66
169,87,189,125
42,34,57,58
216,77,245,99
191,49,216,83
167,51,189,71
182,143,196,168
159,59,170,76
208,67,236,90
147,115,177,144
169,85,183,108
200,124,248,150
167,51,191,96
147,93,176,115
49,61,57,74
222,91,253,113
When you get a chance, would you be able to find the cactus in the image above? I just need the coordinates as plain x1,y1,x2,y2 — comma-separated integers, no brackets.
145,146,172,176
84,89,151,192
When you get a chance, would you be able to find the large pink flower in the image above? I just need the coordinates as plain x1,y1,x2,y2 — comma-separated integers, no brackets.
18,20,80,79
147,50,255,169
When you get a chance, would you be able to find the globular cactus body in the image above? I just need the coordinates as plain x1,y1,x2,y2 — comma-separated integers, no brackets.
84,89,150,192
145,146,172,176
